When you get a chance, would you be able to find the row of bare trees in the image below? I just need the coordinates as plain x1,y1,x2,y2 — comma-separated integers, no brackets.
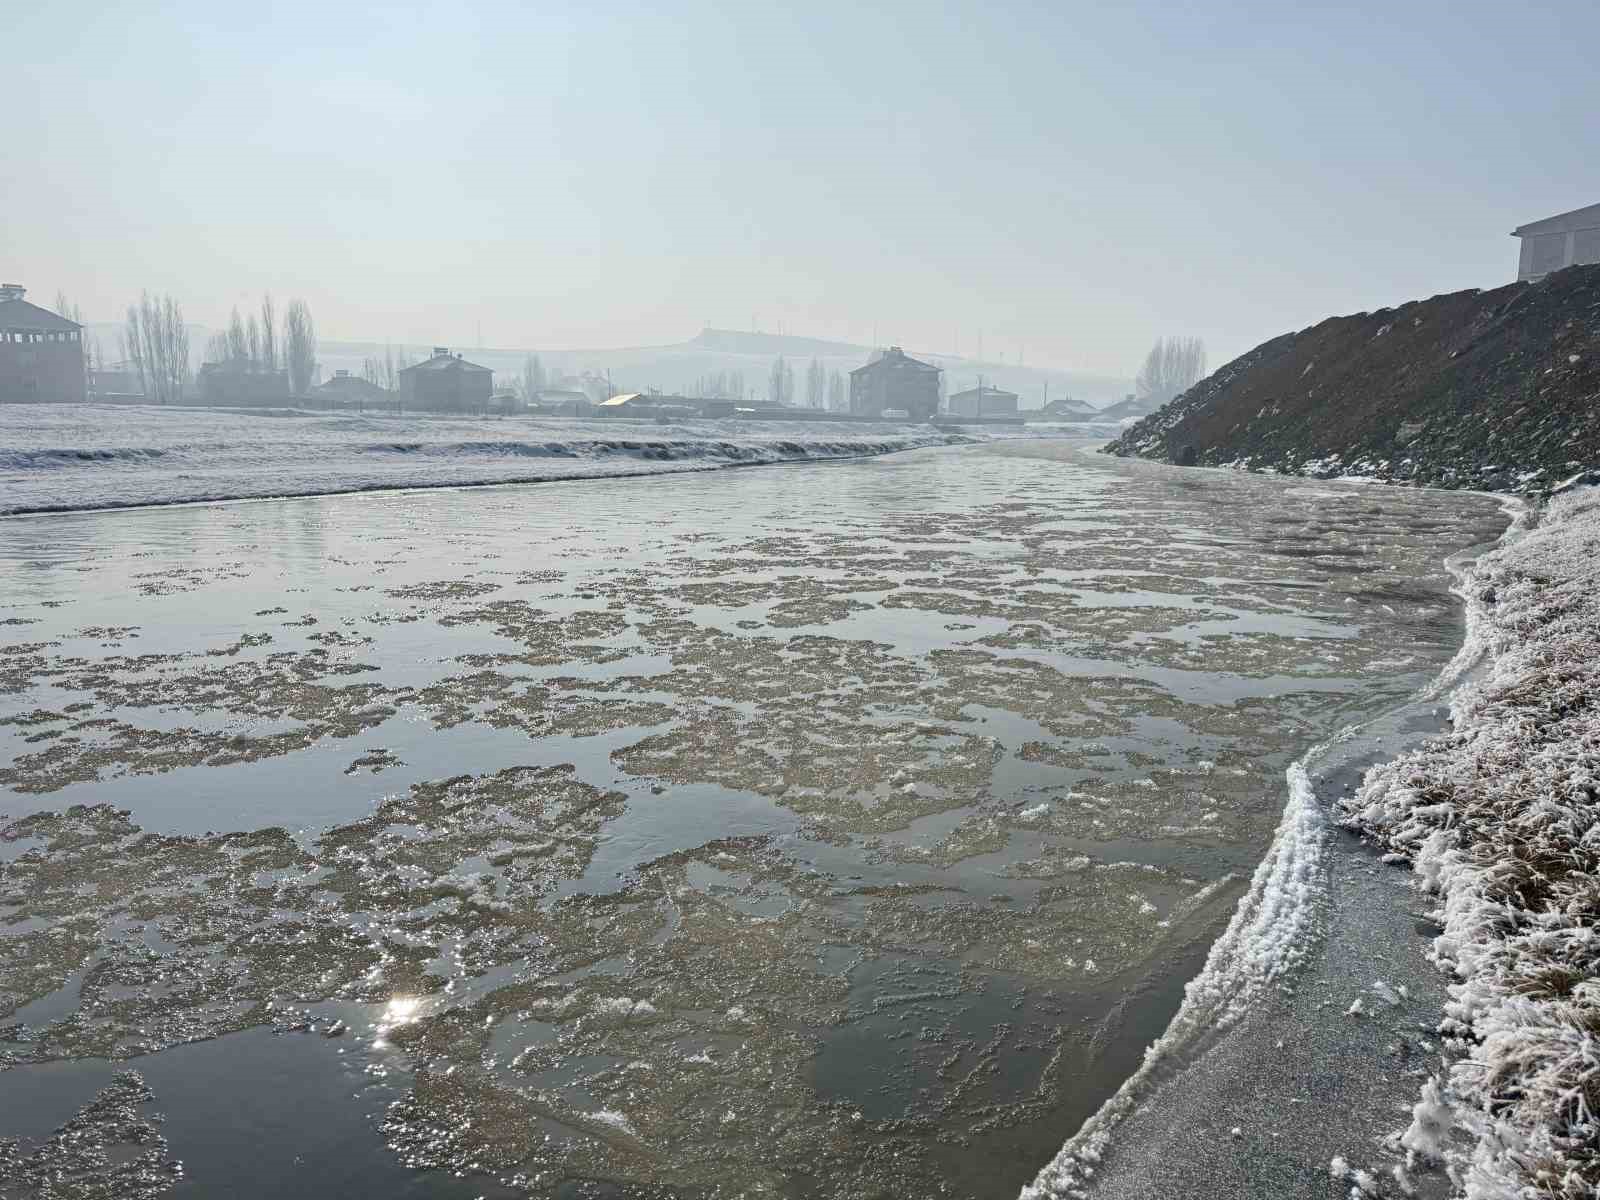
91,292,321,403
200,295,318,395
691,369,747,399
122,293,191,405
1135,336,1207,406
361,344,418,393
772,356,847,408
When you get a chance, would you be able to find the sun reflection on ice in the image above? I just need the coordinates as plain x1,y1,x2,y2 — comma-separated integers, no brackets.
372,996,424,1047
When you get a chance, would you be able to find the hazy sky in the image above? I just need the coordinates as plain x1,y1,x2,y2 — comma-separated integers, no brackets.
8,1,1598,374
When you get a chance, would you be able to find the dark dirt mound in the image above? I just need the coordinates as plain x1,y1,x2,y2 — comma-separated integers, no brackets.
1106,264,1600,492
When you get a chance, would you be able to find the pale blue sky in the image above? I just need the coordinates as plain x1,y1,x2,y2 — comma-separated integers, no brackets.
7,1,1597,373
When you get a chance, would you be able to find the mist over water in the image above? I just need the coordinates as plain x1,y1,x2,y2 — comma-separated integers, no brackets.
0,443,1506,1197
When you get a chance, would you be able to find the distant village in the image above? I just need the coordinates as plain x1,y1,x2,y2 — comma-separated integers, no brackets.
0,284,1114,425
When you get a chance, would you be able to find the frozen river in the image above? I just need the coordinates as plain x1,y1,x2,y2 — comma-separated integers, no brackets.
0,442,1506,1198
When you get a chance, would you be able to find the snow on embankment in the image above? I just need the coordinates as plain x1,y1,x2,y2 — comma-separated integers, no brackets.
1341,484,1600,1200
0,406,1029,515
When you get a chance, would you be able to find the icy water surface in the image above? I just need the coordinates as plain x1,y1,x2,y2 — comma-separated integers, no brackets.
0,443,1506,1198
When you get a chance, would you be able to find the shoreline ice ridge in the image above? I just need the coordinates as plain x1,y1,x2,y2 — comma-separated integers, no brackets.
1020,491,1534,1200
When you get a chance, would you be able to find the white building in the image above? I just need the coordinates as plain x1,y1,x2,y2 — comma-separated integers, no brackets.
1511,202,1600,282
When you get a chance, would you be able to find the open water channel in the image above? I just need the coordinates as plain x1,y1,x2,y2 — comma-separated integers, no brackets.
0,442,1506,1198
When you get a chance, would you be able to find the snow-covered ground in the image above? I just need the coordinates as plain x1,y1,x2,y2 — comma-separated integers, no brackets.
0,404,1118,516
1341,484,1600,1200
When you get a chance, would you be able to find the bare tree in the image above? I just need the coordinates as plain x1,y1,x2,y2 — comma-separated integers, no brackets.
258,295,278,372
225,308,249,363
122,292,190,404
828,369,846,412
805,357,825,408
204,331,229,364
521,353,545,402
1134,337,1207,406
768,355,794,406
284,300,317,395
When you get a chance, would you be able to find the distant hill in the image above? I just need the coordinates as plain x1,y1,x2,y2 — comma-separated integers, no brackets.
688,328,867,358
1106,265,1600,492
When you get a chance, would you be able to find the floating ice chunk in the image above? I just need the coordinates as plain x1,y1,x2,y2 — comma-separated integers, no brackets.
1330,1155,1349,1179
1345,998,1365,1017
591,996,657,1020
1399,1077,1452,1164
590,1109,635,1134
1019,803,1049,822
1371,980,1401,1006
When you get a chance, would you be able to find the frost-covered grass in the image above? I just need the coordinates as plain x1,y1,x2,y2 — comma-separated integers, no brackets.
1341,485,1600,1199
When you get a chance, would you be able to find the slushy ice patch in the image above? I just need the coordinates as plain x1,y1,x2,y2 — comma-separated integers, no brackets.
0,446,1508,1195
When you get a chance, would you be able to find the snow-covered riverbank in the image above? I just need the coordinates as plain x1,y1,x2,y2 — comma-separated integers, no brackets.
0,404,1118,516
1341,484,1600,1199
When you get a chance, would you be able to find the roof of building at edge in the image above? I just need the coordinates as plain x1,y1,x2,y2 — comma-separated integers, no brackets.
0,291,82,334
849,346,941,376
400,351,493,374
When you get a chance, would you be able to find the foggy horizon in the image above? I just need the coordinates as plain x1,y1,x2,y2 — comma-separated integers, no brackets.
10,1,1598,376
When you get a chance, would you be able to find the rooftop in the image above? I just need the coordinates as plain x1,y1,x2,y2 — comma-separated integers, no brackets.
0,285,81,334
400,350,492,374
850,346,939,376
1512,201,1600,237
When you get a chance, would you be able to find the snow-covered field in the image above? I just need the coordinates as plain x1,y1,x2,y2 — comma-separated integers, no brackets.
1340,484,1600,1200
0,404,1116,516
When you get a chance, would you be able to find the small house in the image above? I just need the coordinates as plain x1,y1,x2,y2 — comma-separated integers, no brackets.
313,370,392,409
947,384,1019,417
198,360,290,406
530,389,595,417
